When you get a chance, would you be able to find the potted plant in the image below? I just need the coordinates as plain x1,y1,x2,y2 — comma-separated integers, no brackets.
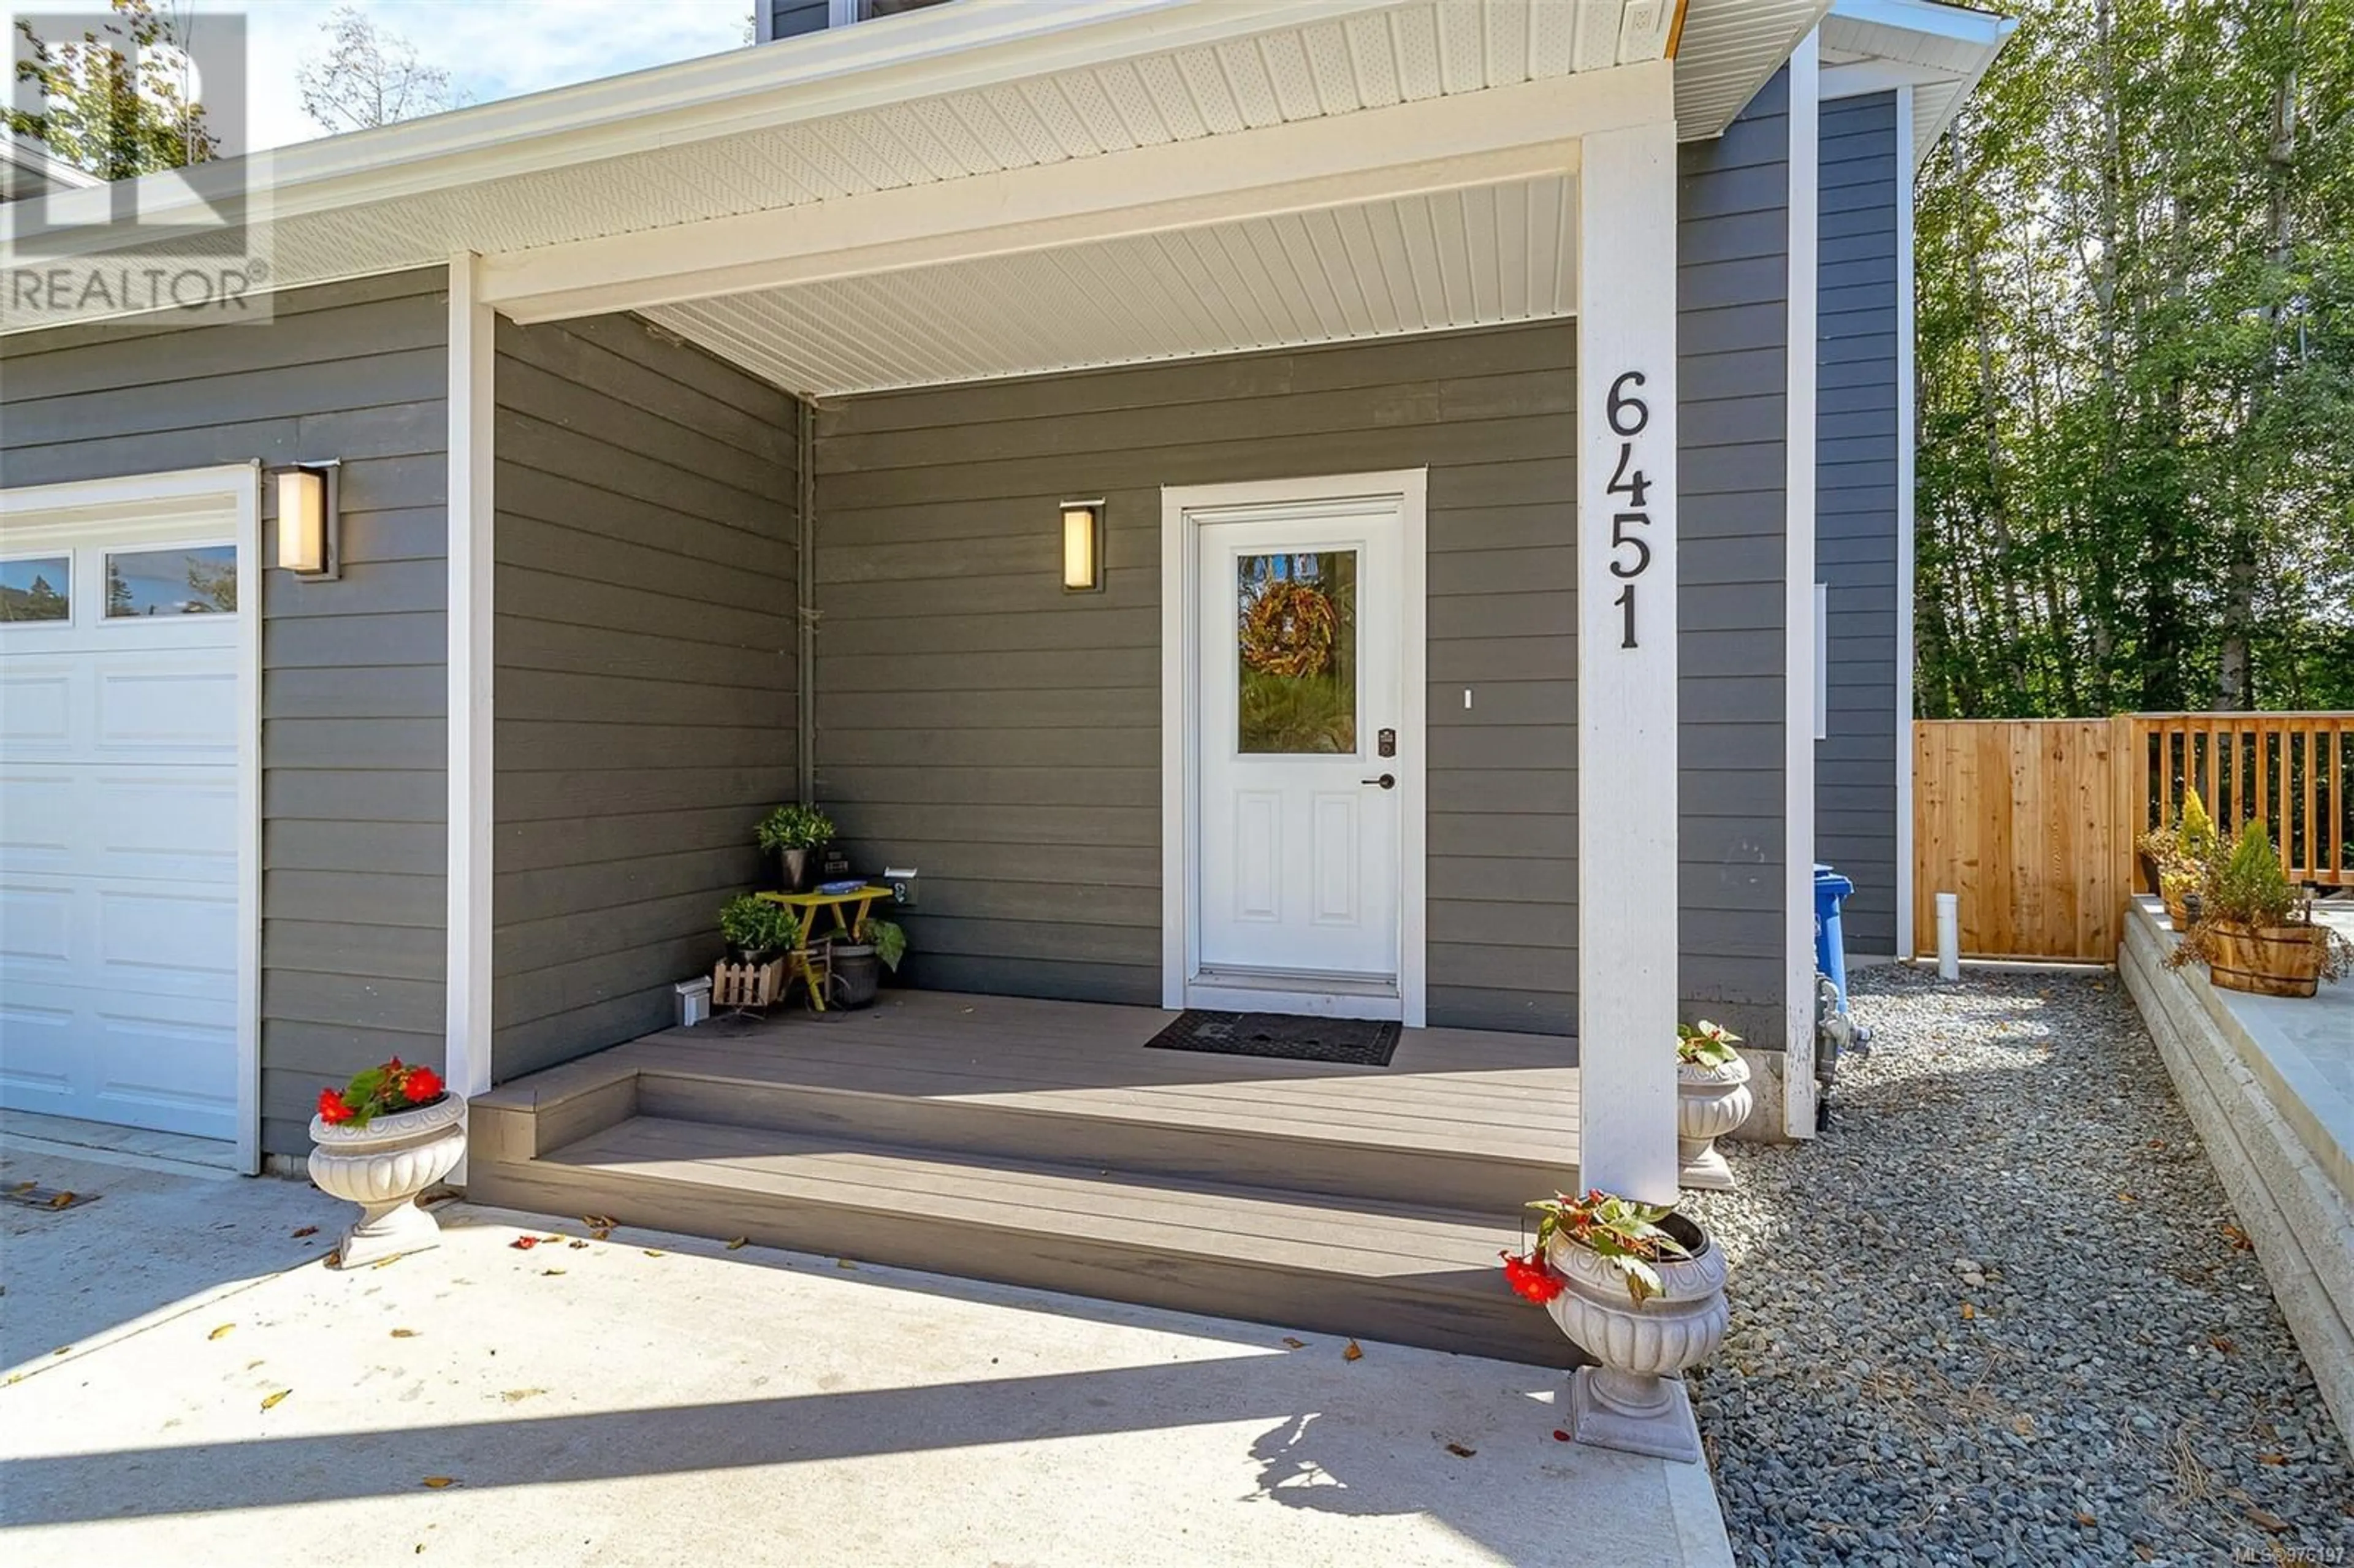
825,913,905,1010
718,894,799,964
309,1057,463,1268
2137,787,2219,931
1499,1189,1726,1463
1674,1020,1751,1190
2166,825,2352,997
756,804,834,894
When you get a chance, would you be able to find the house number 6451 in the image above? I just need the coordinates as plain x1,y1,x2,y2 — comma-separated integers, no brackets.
1604,370,1652,650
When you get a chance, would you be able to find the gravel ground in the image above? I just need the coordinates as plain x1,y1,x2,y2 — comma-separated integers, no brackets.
1685,965,2354,1567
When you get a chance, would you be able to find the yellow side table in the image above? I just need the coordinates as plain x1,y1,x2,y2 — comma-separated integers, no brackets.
755,886,891,1011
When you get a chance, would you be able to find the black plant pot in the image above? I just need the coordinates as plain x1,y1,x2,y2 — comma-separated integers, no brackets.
777,847,815,894
828,943,880,1009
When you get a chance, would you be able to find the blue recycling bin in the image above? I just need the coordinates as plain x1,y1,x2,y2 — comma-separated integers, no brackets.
1814,863,1855,1015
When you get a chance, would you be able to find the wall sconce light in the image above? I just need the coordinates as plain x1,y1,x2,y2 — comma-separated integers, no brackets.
274,462,341,581
1061,499,1103,593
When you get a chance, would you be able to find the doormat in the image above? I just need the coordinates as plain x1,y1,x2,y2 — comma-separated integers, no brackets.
1145,1010,1401,1067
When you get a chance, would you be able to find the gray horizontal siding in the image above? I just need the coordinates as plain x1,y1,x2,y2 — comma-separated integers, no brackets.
491,313,801,1081
1814,91,1902,954
0,269,451,1158
814,322,1578,1033
1677,67,1792,1048
768,0,829,40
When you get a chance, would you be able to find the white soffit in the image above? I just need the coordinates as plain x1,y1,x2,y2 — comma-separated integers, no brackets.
7,1,1672,327
643,175,1575,395
1672,0,1835,135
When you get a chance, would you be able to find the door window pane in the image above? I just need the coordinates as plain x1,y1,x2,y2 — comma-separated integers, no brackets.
1237,550,1357,754
0,557,70,622
104,545,237,617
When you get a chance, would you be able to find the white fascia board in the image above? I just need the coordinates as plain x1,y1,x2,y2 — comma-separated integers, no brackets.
487,64,1668,324
2,0,1402,251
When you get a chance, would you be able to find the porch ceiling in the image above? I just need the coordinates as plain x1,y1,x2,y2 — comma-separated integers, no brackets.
642,174,1574,396
3,1,1831,339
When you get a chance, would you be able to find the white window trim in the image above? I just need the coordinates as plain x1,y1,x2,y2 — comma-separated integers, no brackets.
0,462,263,1173
1159,470,1428,1028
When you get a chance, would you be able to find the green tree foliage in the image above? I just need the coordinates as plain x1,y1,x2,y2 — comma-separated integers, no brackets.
8,0,215,179
1915,0,2354,717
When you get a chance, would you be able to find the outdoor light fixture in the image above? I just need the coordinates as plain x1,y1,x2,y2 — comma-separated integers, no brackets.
274,462,341,581
1061,499,1103,593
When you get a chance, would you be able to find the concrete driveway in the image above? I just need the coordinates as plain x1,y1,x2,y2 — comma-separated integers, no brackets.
1,1144,1731,1567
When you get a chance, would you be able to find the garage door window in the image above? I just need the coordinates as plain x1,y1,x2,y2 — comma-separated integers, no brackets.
1,555,71,622
104,544,238,617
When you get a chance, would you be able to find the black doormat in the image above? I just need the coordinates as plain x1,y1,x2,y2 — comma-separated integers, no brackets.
1145,1010,1401,1067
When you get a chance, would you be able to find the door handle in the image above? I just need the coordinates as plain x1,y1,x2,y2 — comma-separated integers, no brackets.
1362,773,1396,790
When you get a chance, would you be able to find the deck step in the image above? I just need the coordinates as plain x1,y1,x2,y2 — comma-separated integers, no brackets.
626,1026,1578,1214
473,1114,1576,1368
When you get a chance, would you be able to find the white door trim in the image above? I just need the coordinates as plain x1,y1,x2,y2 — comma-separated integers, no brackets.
1159,470,1427,1027
0,461,263,1173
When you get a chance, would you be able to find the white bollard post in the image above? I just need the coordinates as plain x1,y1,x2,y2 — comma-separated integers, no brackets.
1935,892,1960,981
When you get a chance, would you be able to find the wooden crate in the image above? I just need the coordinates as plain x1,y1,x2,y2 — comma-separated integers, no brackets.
712,957,788,1010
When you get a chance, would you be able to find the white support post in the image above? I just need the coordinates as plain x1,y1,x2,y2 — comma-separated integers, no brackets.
1575,120,1680,1208
446,253,495,1125
1783,32,1822,1138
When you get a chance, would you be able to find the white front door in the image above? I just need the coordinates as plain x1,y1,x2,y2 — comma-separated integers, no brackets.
0,520,243,1140
1190,496,1404,1013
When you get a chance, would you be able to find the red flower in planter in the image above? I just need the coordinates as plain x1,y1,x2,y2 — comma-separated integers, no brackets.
403,1065,444,1103
317,1087,355,1125
1499,1249,1564,1305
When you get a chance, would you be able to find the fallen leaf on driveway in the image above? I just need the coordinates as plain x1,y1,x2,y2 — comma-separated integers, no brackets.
541,1268,566,1276
834,1258,856,1269
540,1235,562,1244
726,1237,748,1250
324,1251,341,1268
390,1329,419,1339
643,1249,664,1258
372,1255,403,1270
582,1214,617,1229
1444,1442,1475,1458
567,1239,587,1249
50,1347,69,1357
1343,1341,1363,1362
291,1226,318,1238
2222,1224,2254,1252
208,1324,234,1341
261,1389,291,1412
1281,1338,1306,1350
510,1236,539,1250
1961,1301,1976,1320
2074,1513,2096,1527
2210,1336,2235,1354
2245,1507,2289,1534
590,1229,611,1242
1552,1429,1571,1442
421,1476,457,1489
499,1389,546,1404
2258,1452,2287,1466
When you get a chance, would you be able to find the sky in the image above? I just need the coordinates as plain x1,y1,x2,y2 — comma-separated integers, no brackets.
40,0,760,154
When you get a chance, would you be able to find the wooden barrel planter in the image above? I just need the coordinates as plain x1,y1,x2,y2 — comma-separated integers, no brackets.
2205,922,2327,998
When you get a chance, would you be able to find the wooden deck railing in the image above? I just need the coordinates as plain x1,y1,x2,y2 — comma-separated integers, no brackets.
1913,712,2351,961
2128,712,2352,888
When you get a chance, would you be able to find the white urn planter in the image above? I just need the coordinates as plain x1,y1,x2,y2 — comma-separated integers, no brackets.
1545,1213,1729,1463
1676,1055,1753,1190
308,1095,466,1268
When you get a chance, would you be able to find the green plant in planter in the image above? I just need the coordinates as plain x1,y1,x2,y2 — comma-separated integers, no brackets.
756,803,835,853
1675,1019,1742,1068
2138,788,2219,899
718,894,800,958
2167,826,2354,980
848,915,906,972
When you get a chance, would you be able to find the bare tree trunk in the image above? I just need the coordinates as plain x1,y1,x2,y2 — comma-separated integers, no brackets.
2219,14,2299,710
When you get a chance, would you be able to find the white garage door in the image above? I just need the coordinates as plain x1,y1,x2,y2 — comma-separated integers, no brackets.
1,503,246,1141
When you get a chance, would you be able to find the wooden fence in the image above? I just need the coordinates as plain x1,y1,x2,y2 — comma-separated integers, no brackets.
1912,714,2350,961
